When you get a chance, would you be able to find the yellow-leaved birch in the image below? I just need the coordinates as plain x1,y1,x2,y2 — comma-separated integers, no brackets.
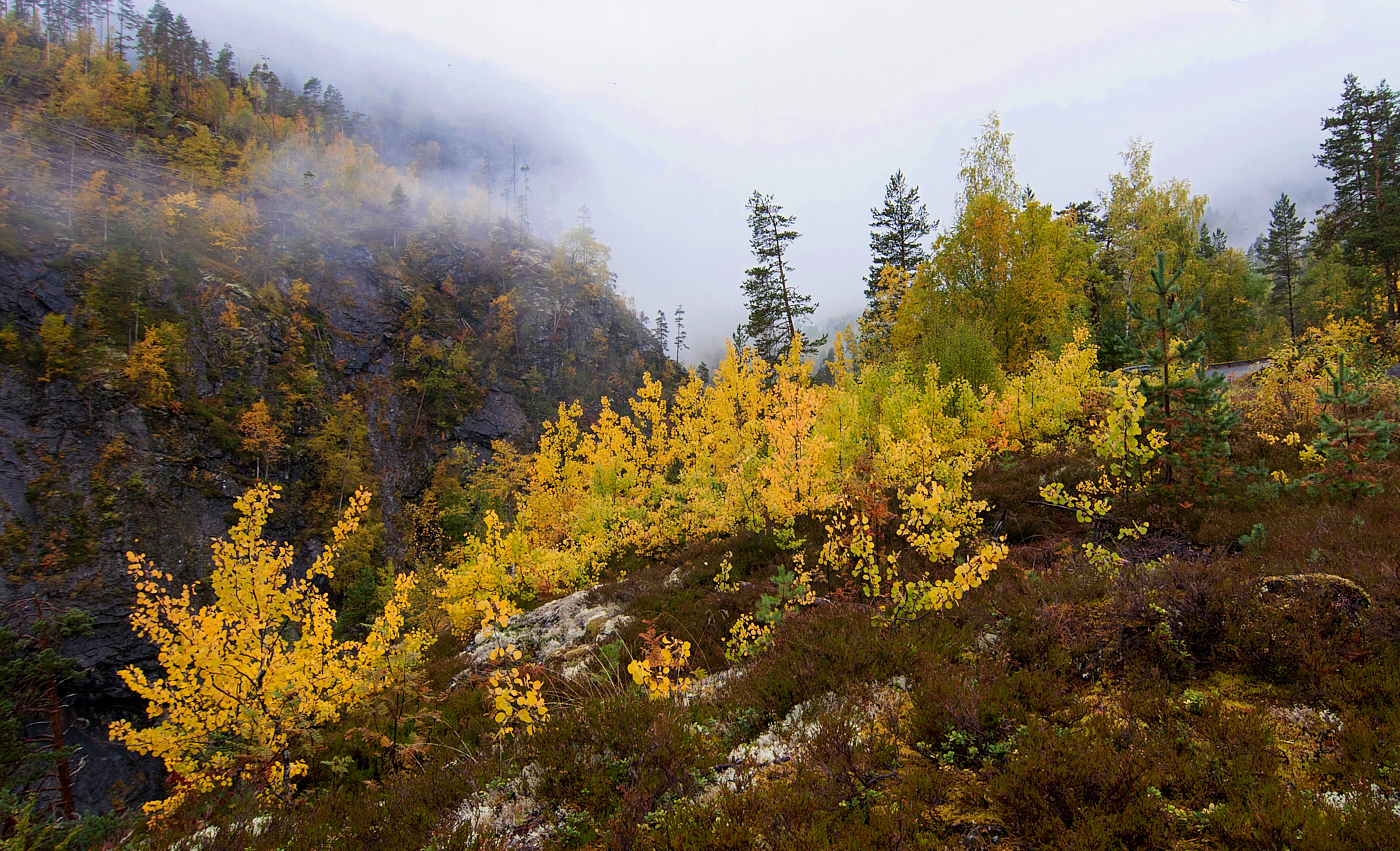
109,483,428,820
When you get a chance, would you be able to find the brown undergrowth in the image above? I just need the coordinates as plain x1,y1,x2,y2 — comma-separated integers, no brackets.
126,463,1400,851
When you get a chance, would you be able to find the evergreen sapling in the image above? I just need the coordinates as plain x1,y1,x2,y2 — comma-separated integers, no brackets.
1131,251,1238,491
1301,354,1398,498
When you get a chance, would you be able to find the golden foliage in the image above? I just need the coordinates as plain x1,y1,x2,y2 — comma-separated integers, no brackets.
487,645,548,737
820,459,1006,628
238,398,284,478
438,332,1106,638
1235,316,1386,437
976,327,1101,454
1039,375,1165,574
121,332,174,408
108,484,428,819
37,313,75,382
628,627,694,701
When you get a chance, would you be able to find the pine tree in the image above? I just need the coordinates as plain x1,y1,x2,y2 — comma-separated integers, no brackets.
518,161,531,233
741,191,825,362
1316,75,1400,321
654,309,668,355
322,84,347,135
1132,251,1237,490
116,0,137,59
1302,354,1398,499
861,170,932,355
389,183,410,251
1,599,92,820
300,76,323,117
1258,193,1307,340
673,304,688,362
866,170,932,300
479,154,493,220
503,143,517,230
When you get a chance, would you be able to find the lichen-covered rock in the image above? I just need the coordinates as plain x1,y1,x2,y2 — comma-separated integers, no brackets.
1259,573,1371,614
709,678,909,794
463,587,631,667
451,763,585,850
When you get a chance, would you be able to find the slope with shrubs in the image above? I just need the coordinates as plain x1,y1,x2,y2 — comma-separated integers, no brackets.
5,5,1400,847
0,4,673,827
80,308,1397,851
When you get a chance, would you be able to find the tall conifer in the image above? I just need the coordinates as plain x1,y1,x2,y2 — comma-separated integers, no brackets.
861,170,931,355
1132,251,1237,490
741,192,825,362
673,304,687,362
654,310,668,355
866,170,932,299
1317,75,1400,320
1258,193,1307,340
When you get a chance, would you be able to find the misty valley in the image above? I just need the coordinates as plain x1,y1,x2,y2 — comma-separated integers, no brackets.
2,2,1400,850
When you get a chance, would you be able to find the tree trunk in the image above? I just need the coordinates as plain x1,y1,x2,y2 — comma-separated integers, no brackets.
770,217,796,345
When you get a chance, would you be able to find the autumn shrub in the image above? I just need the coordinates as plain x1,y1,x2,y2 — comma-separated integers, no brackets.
794,685,903,801
436,331,1106,642
989,716,1175,850
1157,693,1283,805
722,604,919,725
1039,372,1168,571
905,654,1065,770
973,326,1102,455
627,626,695,700
1235,315,1387,437
110,484,430,821
530,690,717,845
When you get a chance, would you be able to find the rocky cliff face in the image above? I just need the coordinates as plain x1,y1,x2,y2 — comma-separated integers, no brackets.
0,230,663,812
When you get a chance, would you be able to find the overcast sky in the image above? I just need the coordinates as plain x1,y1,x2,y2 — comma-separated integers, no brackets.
176,0,1398,362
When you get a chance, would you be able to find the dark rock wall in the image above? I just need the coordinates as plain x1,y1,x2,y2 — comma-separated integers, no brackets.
0,234,661,812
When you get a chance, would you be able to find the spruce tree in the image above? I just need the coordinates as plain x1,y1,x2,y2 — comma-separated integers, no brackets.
1258,193,1307,340
1132,251,1237,489
741,192,825,362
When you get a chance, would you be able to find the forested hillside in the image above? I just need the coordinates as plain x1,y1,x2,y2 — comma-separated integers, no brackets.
3,3,1400,851
0,1,675,827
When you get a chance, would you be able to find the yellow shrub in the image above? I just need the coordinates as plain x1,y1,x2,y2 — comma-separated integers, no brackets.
487,645,548,737
109,485,427,819
973,327,1100,454
1236,316,1387,436
628,628,693,700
